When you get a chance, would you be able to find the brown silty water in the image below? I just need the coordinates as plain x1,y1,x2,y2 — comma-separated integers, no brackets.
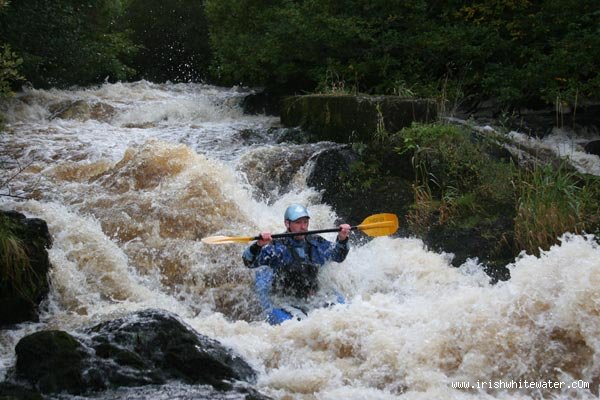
1,82,600,399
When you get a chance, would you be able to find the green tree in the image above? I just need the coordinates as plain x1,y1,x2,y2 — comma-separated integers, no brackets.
454,0,600,107
0,45,22,97
0,0,137,88
206,0,432,92
205,0,428,94
205,0,599,107
1,0,23,129
124,0,211,83
0,0,22,94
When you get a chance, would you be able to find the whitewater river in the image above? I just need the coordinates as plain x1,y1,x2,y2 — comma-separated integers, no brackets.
1,81,599,399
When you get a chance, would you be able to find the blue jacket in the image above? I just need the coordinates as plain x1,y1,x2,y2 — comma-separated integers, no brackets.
242,235,349,323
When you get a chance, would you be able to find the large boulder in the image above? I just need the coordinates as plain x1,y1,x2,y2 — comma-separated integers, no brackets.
241,90,282,116
13,309,261,397
0,210,52,326
85,309,257,388
305,130,515,282
306,145,414,237
15,330,88,394
237,142,339,201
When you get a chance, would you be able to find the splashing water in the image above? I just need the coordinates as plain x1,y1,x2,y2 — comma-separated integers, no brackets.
1,82,599,399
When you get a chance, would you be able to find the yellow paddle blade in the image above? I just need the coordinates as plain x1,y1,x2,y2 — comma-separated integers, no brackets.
200,235,255,245
357,213,399,237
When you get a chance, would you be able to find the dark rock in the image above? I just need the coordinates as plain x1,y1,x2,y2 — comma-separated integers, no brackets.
306,145,359,191
584,140,600,157
306,146,414,236
237,142,339,202
241,91,282,116
0,382,43,400
85,309,257,388
273,126,312,144
456,100,600,138
424,218,513,283
15,330,88,394
281,94,437,143
0,211,52,326
13,309,258,395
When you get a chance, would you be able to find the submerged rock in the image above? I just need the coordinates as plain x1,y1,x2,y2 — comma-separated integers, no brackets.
237,142,339,201
12,309,262,396
49,99,116,122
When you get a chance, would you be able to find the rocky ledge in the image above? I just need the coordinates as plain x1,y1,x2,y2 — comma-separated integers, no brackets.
280,94,437,143
2,309,270,399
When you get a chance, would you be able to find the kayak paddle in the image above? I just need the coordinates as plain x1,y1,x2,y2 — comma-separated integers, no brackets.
201,213,398,245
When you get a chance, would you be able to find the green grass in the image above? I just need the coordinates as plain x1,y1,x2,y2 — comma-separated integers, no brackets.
0,214,38,300
514,163,600,256
397,123,515,231
394,122,600,258
335,120,599,263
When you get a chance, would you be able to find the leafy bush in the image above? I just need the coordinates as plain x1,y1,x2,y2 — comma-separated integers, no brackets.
0,0,136,88
0,44,22,129
205,0,598,107
0,44,23,96
373,122,600,258
0,1,21,94
205,0,427,93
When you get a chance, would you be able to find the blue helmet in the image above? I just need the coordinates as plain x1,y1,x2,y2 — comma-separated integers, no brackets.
284,204,310,221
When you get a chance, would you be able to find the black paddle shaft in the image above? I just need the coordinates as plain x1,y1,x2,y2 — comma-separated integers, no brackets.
253,226,358,241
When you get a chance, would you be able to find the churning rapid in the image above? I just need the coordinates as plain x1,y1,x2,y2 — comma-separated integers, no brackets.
1,82,599,399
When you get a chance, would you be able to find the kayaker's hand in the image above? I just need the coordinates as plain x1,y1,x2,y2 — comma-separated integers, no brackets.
338,224,351,241
257,232,272,246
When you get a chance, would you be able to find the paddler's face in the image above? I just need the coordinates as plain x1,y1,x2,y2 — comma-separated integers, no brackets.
285,217,309,240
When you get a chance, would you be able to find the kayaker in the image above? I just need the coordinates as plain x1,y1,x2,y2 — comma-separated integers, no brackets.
242,204,351,325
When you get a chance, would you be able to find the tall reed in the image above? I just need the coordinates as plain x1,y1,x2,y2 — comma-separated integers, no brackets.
514,163,599,256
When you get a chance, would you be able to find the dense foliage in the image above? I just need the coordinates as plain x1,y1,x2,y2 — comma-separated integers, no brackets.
0,0,598,107
0,0,22,98
205,0,599,107
0,0,136,88
124,0,211,83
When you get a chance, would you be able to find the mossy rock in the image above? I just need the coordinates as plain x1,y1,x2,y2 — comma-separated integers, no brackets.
281,94,437,143
0,211,52,326
13,310,260,395
15,330,87,394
